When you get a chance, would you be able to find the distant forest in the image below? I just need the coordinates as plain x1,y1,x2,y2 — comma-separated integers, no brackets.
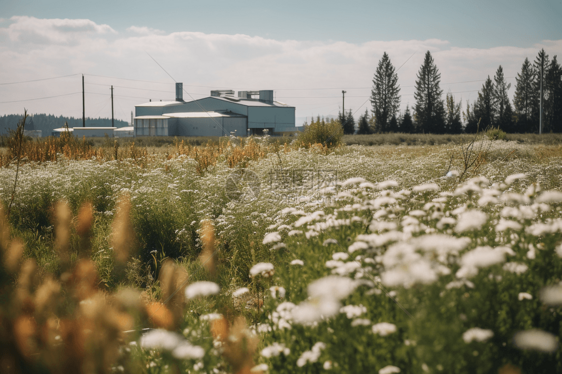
0,114,129,136
336,48,562,135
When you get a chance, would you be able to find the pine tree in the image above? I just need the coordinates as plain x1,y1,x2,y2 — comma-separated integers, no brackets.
474,76,496,129
344,110,356,134
545,56,562,133
357,109,371,134
370,52,401,133
388,114,399,132
400,106,414,133
492,65,515,132
514,57,537,133
533,49,550,133
445,93,462,134
414,51,445,133
464,101,479,133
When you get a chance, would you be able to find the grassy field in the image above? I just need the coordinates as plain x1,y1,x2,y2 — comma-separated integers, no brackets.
1,136,562,373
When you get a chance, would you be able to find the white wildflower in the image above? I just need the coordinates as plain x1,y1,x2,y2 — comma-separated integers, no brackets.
505,173,526,185
340,304,367,319
261,343,290,358
332,252,349,260
263,232,281,244
323,238,338,246
455,210,487,233
372,322,397,336
199,313,222,321
270,243,286,251
326,260,345,269
413,183,439,193
290,259,304,266
349,241,369,253
496,219,522,231
378,180,399,190
185,281,220,299
269,286,286,299
540,285,562,306
233,287,249,297
250,262,275,277
514,330,558,352
503,262,528,274
140,329,182,350
379,366,401,374
342,177,366,186
536,191,562,204
172,343,205,360
456,246,505,278
462,328,493,343
296,342,325,367
308,276,357,300
351,318,371,326
323,361,333,370
518,292,533,301
250,364,268,372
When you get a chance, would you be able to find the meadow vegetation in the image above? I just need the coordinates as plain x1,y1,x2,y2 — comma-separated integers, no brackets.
1,127,562,373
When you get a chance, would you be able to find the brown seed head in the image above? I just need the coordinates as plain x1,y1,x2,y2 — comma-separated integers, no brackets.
199,219,216,278
34,276,61,318
111,193,134,263
146,302,174,330
0,202,10,253
5,238,24,273
54,200,71,266
76,201,94,238
13,316,37,358
71,259,98,301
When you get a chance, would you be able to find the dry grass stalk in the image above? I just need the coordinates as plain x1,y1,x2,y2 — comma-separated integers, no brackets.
0,201,10,252
5,238,24,273
199,219,216,278
76,201,94,256
159,260,188,329
221,316,259,374
54,201,72,267
145,302,174,330
111,193,134,264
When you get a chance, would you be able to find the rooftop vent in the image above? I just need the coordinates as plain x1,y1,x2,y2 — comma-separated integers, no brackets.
176,82,184,102
211,90,234,97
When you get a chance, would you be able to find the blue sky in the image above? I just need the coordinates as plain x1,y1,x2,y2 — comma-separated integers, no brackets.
0,0,561,124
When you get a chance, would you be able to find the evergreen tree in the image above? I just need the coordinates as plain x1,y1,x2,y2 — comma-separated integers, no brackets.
388,114,399,133
464,101,479,133
474,76,496,130
413,51,446,133
445,93,462,134
545,56,562,133
492,65,515,132
357,109,371,134
514,57,538,133
533,49,550,133
370,52,401,133
400,105,414,133
344,110,356,134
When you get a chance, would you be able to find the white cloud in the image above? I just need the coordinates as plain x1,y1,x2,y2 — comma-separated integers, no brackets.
0,16,561,124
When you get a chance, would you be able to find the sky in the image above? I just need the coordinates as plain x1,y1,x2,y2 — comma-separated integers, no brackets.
0,0,561,125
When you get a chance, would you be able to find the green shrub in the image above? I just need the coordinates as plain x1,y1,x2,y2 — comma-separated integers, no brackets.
487,127,507,140
297,117,343,148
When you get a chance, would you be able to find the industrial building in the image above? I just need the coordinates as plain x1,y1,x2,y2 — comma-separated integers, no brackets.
134,83,296,137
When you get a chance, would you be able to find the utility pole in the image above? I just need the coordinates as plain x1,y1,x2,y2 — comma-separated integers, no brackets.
82,74,85,127
539,56,544,135
342,90,347,115
111,85,114,127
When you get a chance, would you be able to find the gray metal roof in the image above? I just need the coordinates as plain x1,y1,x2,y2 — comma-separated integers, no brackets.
136,96,292,108
163,112,246,118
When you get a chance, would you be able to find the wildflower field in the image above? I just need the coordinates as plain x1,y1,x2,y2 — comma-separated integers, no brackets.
1,135,562,374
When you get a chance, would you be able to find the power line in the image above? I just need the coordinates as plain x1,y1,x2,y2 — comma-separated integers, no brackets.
0,74,80,86
0,92,80,104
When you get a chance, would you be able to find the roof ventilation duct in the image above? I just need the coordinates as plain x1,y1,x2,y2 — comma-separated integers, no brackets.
176,83,184,102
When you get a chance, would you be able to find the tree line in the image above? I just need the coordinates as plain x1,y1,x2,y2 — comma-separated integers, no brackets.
338,49,562,134
0,113,129,136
